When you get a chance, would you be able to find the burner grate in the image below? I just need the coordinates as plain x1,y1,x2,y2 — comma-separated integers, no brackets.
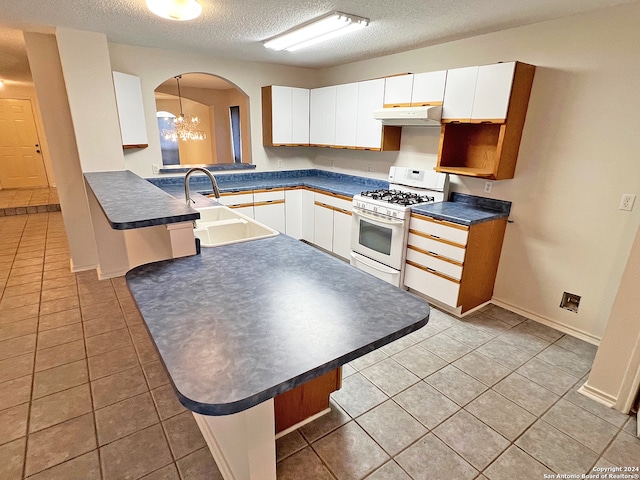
360,189,435,206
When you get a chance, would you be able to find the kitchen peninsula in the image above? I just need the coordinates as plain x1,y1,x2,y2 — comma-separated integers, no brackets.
86,170,431,480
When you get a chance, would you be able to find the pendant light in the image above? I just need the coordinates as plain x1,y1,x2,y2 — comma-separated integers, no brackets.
161,76,207,142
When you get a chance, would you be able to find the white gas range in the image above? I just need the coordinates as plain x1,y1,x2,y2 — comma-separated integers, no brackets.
350,166,449,287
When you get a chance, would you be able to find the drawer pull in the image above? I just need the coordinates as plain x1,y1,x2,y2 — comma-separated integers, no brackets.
426,267,436,273
430,234,440,239
429,251,438,257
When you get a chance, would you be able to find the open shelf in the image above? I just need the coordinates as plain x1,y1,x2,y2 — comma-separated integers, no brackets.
436,123,506,180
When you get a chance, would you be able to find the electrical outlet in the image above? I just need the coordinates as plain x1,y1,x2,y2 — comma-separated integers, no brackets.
619,194,636,211
366,164,372,173
484,181,493,193
152,164,160,174
277,159,282,168
560,292,581,313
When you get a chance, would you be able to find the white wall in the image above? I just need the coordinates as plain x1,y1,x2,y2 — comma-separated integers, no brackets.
314,3,640,342
107,43,318,178
55,28,125,173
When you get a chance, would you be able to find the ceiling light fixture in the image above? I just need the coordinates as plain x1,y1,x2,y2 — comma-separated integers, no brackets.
263,11,369,52
161,76,207,142
146,0,202,21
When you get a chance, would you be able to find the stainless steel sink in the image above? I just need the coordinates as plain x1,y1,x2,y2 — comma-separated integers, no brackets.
193,206,278,247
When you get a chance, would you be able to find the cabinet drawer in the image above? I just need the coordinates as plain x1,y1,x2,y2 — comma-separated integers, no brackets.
219,191,253,206
406,246,463,280
254,188,285,202
410,214,468,245
404,263,460,308
313,191,352,210
407,232,465,263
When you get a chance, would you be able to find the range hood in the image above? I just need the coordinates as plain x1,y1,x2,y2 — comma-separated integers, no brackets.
373,105,442,126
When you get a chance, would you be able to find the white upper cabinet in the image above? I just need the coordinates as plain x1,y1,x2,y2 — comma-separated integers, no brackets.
411,70,447,106
442,62,518,123
269,86,292,144
383,70,446,107
471,62,515,121
112,72,148,148
334,82,359,147
442,66,479,121
291,87,310,144
263,86,309,145
310,86,337,146
356,78,385,149
384,74,414,106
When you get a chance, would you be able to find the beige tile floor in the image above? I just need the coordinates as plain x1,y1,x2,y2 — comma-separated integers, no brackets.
0,187,60,216
1,211,639,480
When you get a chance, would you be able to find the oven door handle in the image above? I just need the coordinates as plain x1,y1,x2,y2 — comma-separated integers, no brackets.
350,252,399,274
352,208,405,225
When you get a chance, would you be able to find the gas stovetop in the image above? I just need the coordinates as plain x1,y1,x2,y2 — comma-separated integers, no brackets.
359,189,436,206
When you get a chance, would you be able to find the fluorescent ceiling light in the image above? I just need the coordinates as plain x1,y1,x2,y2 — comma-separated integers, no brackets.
264,12,369,52
147,0,202,21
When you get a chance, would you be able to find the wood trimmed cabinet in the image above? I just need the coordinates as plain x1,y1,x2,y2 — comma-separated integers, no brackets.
262,86,310,146
312,190,353,260
112,71,148,149
436,61,536,180
403,213,507,314
383,70,447,108
263,82,401,151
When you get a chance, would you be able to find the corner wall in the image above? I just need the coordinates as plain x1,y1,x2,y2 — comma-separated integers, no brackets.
23,32,99,271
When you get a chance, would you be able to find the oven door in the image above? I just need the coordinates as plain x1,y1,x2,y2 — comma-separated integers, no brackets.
350,207,407,269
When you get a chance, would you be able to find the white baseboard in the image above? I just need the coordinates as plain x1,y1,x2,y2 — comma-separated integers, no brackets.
69,258,98,273
274,408,331,440
96,265,129,280
490,297,601,346
578,381,617,408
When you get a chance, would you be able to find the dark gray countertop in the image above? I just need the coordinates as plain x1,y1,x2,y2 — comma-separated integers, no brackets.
126,234,430,416
85,171,199,230
150,170,510,226
412,193,511,226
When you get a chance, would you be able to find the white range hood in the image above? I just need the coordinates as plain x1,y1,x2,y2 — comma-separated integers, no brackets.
373,105,442,126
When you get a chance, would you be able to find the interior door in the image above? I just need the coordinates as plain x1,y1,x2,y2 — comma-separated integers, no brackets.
0,98,48,189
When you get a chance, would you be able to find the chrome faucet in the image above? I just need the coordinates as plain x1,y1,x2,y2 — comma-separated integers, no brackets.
184,167,220,205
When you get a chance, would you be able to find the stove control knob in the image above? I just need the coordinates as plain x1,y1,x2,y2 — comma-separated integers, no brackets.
392,211,397,217
373,206,378,213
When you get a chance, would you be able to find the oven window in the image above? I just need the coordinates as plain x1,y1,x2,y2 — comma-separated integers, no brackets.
359,219,392,255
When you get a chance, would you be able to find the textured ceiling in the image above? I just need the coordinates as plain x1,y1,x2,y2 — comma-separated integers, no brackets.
0,0,635,85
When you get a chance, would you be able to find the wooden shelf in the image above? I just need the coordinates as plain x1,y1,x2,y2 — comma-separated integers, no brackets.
434,165,496,178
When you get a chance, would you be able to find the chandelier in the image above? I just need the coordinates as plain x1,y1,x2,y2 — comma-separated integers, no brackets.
161,75,207,142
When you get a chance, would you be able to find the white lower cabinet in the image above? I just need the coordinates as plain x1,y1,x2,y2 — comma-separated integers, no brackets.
217,191,254,218
284,189,303,239
313,201,334,252
313,191,352,260
253,189,285,232
285,188,315,241
404,212,507,314
301,189,315,243
332,208,352,260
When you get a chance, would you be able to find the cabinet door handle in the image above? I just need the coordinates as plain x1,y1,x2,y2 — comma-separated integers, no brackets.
429,234,441,239
426,267,436,273
428,251,438,257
